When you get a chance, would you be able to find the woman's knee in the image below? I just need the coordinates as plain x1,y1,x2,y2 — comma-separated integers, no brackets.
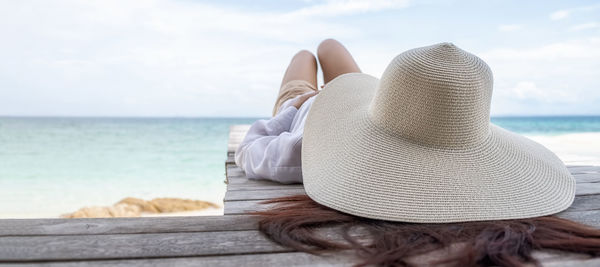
317,39,343,59
316,39,360,83
292,50,317,64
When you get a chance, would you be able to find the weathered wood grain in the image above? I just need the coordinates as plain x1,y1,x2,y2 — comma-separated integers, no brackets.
574,173,600,183
576,182,600,196
0,230,290,261
565,194,600,212
227,125,250,153
557,210,600,228
224,188,306,201
226,179,304,191
0,252,357,266
224,200,275,215
0,226,367,263
226,165,246,178
543,258,600,267
0,215,257,237
3,249,593,267
227,184,304,192
567,165,600,175
227,176,300,186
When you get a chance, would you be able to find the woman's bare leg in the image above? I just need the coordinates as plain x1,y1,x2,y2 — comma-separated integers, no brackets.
317,39,361,84
280,50,318,89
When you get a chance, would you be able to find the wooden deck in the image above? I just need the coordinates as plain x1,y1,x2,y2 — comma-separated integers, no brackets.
0,124,599,266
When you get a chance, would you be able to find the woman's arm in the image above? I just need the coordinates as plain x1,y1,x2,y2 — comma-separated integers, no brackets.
234,105,303,184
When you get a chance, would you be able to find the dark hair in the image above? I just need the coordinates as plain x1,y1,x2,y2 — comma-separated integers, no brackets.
251,195,600,267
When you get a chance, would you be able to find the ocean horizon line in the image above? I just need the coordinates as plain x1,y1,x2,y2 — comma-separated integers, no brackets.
2,114,600,120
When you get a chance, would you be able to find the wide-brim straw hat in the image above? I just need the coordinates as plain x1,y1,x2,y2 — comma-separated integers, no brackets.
302,43,575,223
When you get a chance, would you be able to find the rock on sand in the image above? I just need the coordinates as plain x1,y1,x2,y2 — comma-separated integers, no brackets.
61,197,220,218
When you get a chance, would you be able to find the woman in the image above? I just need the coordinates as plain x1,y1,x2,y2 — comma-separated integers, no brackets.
237,39,600,266
235,39,359,183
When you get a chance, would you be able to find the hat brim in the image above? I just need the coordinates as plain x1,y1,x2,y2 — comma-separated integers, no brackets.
302,73,575,223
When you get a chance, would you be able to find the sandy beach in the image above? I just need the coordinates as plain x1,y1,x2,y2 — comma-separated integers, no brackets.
527,132,600,166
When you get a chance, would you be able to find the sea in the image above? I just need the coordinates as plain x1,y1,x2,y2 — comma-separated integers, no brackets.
1,116,599,219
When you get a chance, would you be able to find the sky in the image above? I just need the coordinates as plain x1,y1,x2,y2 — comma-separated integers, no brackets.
0,0,598,117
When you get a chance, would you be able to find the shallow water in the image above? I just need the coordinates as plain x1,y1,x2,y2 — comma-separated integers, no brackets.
0,117,257,218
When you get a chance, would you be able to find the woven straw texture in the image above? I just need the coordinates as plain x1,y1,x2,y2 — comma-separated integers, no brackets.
302,43,575,223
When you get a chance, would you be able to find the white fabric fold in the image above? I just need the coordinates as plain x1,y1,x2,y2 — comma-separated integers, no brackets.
235,92,317,184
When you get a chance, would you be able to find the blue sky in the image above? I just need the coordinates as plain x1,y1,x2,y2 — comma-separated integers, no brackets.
0,0,598,117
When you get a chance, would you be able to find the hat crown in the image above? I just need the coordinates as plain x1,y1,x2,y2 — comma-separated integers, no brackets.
367,43,493,149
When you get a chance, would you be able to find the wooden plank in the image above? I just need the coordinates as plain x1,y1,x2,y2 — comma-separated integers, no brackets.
0,252,357,266
225,125,250,179
0,215,256,237
0,230,290,261
564,194,600,212
226,165,246,178
224,200,275,215
574,173,600,183
534,249,594,262
227,179,304,191
576,182,600,196
227,125,250,153
0,226,366,262
227,175,300,185
567,166,600,174
1,250,596,267
543,258,600,267
227,183,304,191
224,188,306,201
566,195,600,214
8,250,590,267
557,210,600,228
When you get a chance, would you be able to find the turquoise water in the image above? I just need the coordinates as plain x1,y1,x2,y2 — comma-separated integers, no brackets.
492,116,600,135
0,117,257,218
0,116,599,218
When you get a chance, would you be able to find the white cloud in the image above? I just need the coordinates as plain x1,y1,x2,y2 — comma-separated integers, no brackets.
549,4,600,21
510,81,578,103
481,38,600,60
550,10,569,20
481,38,600,115
290,0,410,17
498,24,522,32
512,81,542,99
570,22,600,31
